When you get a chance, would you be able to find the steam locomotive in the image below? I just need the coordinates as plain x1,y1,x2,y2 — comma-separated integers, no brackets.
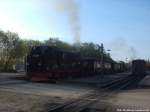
26,45,127,81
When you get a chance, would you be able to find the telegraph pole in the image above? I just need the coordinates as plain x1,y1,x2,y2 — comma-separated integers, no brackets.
100,43,104,84
100,43,104,71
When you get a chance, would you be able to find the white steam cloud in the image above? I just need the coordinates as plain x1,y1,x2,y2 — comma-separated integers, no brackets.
109,37,137,61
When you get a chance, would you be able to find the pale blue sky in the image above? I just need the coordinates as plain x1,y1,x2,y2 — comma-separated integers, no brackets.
0,0,150,61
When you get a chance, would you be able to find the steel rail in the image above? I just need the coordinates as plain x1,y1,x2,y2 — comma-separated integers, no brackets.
48,75,139,112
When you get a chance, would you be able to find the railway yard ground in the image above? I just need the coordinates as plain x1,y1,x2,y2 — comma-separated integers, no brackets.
0,72,150,112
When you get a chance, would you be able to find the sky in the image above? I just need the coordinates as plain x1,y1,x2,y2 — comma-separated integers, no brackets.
0,0,150,61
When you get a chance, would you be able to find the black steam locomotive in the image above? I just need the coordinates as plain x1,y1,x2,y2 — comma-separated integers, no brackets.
26,45,127,81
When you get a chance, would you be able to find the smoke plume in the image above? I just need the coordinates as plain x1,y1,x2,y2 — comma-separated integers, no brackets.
128,46,137,60
109,37,137,61
110,38,127,51
54,0,80,44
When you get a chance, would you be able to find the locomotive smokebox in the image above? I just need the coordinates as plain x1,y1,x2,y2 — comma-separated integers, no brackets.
132,59,146,75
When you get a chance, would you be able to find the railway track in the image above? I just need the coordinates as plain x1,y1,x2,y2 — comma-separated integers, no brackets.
0,78,28,86
0,75,28,86
48,74,146,112
0,81,28,86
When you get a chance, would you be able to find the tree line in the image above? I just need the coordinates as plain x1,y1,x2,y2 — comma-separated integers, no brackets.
0,30,112,72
